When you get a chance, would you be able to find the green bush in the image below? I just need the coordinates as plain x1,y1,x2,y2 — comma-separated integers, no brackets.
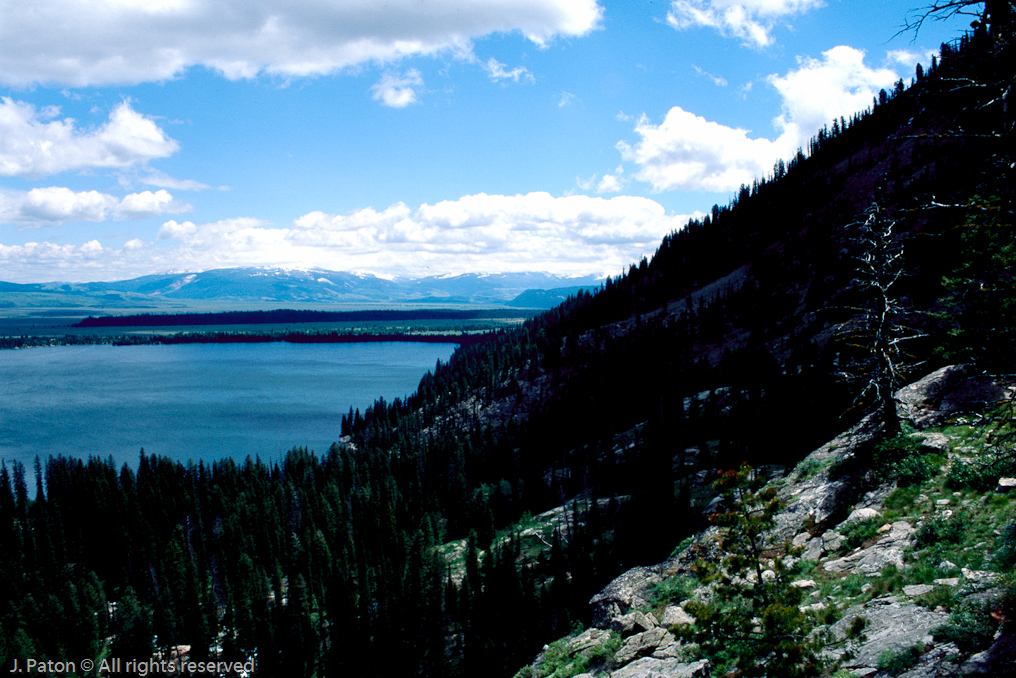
944,460,996,491
914,516,965,549
846,615,868,639
650,575,696,607
892,454,935,487
933,603,998,653
878,644,924,675
840,517,881,551
995,521,1016,569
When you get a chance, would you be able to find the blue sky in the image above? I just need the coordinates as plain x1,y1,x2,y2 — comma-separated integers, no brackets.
0,0,969,283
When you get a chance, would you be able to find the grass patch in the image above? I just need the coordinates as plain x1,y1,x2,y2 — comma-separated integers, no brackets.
839,517,881,551
913,515,965,550
650,574,697,607
878,644,924,675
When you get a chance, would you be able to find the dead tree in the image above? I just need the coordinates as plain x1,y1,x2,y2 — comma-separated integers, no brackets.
837,203,925,438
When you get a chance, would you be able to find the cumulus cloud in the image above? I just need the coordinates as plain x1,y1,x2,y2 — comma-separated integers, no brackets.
483,58,535,84
0,239,138,281
619,46,901,192
596,174,623,193
148,193,695,278
0,99,179,178
371,70,425,108
0,187,190,226
0,0,603,87
667,0,824,48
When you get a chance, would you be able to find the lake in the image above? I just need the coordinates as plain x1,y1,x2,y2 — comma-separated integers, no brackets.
0,342,456,476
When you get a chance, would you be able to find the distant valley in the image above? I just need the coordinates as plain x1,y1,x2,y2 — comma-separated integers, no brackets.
0,267,603,310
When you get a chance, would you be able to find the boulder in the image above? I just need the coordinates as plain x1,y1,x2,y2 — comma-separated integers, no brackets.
614,627,676,664
903,584,935,596
659,605,695,628
826,597,949,669
802,536,824,561
591,565,666,628
608,657,710,678
916,432,951,455
565,628,611,655
845,507,881,523
895,365,1007,429
997,477,1016,493
823,521,913,576
612,610,658,637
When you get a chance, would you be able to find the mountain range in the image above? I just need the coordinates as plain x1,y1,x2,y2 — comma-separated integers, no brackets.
0,268,602,309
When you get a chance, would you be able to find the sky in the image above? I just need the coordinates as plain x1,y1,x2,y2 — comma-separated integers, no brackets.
0,0,970,284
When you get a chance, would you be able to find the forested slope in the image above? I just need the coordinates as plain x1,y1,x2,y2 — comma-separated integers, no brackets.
2,11,1013,678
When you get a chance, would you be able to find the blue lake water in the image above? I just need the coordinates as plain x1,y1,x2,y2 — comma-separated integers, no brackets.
0,342,456,474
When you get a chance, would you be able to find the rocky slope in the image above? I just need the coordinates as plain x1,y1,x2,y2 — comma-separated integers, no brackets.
515,366,1015,678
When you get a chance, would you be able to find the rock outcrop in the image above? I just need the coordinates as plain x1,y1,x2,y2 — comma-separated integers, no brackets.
520,366,1015,678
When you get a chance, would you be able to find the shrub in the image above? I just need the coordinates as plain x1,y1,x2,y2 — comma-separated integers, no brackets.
933,603,998,653
944,460,995,491
650,575,696,607
914,515,965,549
892,454,935,487
840,517,881,551
846,615,868,639
878,644,924,675
995,521,1016,569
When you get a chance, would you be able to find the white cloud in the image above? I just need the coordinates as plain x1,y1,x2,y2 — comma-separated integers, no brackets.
145,193,695,278
371,70,425,108
0,99,179,178
141,169,220,191
559,91,576,107
596,174,623,193
620,46,901,192
0,187,189,226
0,0,603,87
693,64,728,87
114,190,190,220
0,237,151,281
483,58,535,84
768,46,899,141
667,0,824,48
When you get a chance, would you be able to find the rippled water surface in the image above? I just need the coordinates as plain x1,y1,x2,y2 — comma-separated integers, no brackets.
0,342,455,471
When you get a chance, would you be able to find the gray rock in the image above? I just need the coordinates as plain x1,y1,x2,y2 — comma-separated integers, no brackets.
823,531,845,552
591,565,666,628
612,610,658,637
916,432,951,455
614,627,676,664
997,477,1016,492
790,579,816,589
566,628,611,654
895,365,1007,429
791,531,811,548
659,605,695,628
845,507,881,523
961,568,999,584
903,584,934,596
608,657,710,678
933,578,960,587
827,598,949,668
803,536,825,561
